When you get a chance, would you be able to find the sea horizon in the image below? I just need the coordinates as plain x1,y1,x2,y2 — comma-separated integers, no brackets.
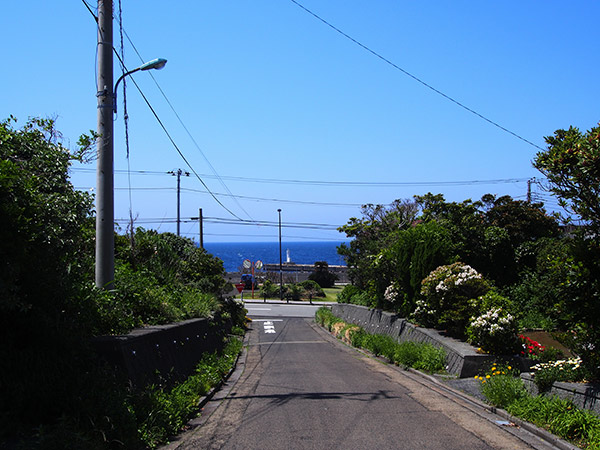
203,240,350,273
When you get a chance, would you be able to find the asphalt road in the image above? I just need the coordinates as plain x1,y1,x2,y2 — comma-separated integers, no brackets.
243,300,324,318
166,314,562,450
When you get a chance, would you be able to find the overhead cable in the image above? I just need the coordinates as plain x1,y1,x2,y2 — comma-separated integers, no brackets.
288,0,544,151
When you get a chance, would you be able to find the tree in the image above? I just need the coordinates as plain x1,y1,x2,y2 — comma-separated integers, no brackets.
534,123,600,233
308,261,338,288
532,122,600,379
338,199,418,289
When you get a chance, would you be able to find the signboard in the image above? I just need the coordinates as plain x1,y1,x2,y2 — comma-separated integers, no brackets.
235,283,245,293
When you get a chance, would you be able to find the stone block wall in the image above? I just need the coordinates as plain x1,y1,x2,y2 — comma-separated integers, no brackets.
521,373,600,415
91,318,228,388
331,303,495,378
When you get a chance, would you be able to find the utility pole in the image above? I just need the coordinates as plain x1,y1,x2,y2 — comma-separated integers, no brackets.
527,178,535,203
169,169,189,236
96,0,114,289
199,208,204,249
278,208,284,301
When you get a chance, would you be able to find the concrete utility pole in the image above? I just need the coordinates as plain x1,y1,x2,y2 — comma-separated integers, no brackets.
278,208,283,301
96,0,114,289
169,169,190,236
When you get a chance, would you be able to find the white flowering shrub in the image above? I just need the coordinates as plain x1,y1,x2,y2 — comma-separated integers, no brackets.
384,283,400,303
414,262,490,337
531,357,585,391
467,306,519,355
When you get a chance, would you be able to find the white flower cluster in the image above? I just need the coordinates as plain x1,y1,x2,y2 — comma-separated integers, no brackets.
531,357,582,373
432,264,482,293
384,283,399,303
412,299,436,317
470,308,514,335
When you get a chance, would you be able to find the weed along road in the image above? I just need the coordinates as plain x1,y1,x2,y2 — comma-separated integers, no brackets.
168,308,560,450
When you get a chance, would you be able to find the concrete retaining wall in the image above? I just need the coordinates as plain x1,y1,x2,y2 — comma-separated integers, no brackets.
331,303,500,378
521,373,600,415
92,318,229,388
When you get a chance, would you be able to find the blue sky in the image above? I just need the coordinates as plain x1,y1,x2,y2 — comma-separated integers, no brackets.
2,1,599,243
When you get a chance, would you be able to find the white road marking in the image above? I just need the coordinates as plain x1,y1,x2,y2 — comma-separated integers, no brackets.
263,321,277,334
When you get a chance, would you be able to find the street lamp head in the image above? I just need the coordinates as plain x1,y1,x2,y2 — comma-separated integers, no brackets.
113,58,167,114
140,58,167,71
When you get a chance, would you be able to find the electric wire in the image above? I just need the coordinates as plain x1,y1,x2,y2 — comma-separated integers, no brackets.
82,0,246,222
122,29,255,222
70,167,530,187
288,0,544,152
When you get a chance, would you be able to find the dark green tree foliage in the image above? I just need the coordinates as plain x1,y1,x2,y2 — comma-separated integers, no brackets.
0,118,128,439
384,221,455,305
0,118,243,444
415,193,559,287
118,228,226,294
308,261,338,288
533,123,600,379
338,199,419,291
534,123,600,233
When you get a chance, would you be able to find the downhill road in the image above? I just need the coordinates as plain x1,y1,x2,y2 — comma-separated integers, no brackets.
167,312,560,450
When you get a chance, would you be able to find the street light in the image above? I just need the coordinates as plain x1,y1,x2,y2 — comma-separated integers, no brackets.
113,58,167,113
95,53,167,289
278,209,283,301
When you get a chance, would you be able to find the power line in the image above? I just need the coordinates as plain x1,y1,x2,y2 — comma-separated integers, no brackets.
288,0,544,151
121,29,255,222
71,167,530,187
82,0,248,222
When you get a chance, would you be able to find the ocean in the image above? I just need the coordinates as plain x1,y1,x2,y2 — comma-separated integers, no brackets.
203,241,349,273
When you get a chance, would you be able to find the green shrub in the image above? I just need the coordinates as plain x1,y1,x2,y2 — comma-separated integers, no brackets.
479,374,527,409
259,279,280,299
299,280,326,297
134,337,242,448
349,327,368,348
362,334,397,360
337,284,360,303
315,307,343,331
413,344,446,373
394,341,422,368
415,262,490,337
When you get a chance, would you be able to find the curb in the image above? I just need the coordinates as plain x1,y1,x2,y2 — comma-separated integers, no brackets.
160,333,250,450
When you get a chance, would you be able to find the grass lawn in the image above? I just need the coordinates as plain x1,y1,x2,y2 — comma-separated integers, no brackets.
322,286,343,302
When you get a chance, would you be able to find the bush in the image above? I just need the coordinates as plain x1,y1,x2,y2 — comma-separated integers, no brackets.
413,344,447,373
479,373,527,409
259,279,280,299
299,280,325,297
414,262,490,337
467,302,520,355
530,357,586,392
507,395,600,447
308,261,338,288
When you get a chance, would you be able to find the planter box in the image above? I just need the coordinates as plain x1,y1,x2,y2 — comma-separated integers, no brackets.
331,303,530,378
